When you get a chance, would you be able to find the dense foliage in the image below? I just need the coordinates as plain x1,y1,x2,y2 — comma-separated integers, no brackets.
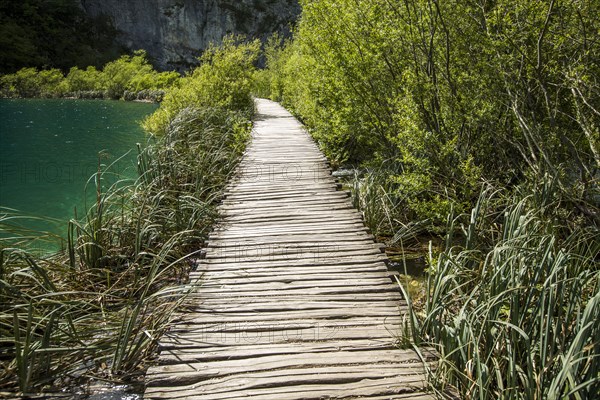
143,37,260,135
0,51,180,101
0,39,258,395
0,0,122,73
262,0,599,229
258,0,599,398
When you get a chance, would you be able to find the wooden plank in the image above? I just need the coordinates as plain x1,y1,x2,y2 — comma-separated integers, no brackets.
210,228,369,238
187,284,402,297
222,191,348,202
171,309,404,327
190,281,401,295
197,257,387,270
190,299,402,314
145,368,430,398
146,349,431,384
212,221,367,234
157,340,399,363
207,238,376,248
191,292,403,302
195,262,390,275
209,228,374,243
203,242,383,257
220,217,365,226
158,327,404,349
193,269,393,281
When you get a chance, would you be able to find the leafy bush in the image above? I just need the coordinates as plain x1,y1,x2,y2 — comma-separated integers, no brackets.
0,51,182,101
65,66,104,92
0,67,67,97
265,0,600,226
102,50,157,99
143,36,260,135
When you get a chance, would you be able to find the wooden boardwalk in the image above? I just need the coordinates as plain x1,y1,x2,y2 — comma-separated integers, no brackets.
144,99,435,399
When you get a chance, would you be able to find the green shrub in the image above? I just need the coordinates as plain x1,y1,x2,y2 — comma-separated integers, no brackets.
102,50,157,99
65,66,104,92
0,67,67,98
0,51,182,101
0,67,40,97
264,0,600,230
143,36,260,135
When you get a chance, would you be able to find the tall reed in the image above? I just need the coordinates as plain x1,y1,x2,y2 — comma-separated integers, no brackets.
404,184,599,399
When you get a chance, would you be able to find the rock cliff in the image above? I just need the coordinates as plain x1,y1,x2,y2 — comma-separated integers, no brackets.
79,0,300,70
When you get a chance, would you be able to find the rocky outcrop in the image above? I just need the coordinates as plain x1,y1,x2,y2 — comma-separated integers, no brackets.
79,0,300,70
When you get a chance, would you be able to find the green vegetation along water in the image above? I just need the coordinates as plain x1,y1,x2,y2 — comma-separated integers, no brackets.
1,41,256,395
0,98,157,243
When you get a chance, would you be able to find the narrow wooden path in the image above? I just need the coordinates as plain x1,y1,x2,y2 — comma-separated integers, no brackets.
144,99,435,399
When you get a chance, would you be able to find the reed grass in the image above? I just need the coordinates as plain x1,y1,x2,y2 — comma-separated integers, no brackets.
0,104,251,395
397,182,599,399
346,162,408,239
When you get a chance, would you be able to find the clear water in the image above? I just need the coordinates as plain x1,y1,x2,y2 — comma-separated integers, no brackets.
0,99,157,245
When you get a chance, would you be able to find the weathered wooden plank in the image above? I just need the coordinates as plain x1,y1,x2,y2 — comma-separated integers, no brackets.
219,202,354,213
162,316,405,338
208,234,373,244
146,349,430,384
222,191,348,203
210,228,369,238
192,270,394,283
219,218,365,228
145,367,430,398
207,237,376,248
157,340,398,363
203,242,383,257
201,256,385,267
187,284,402,298
191,292,403,302
189,281,401,296
224,187,340,199
158,327,404,349
171,311,404,329
212,222,367,235
206,240,375,250
188,299,398,316
194,263,389,276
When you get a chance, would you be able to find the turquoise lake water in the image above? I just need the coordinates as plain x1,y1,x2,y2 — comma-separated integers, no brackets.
0,99,158,242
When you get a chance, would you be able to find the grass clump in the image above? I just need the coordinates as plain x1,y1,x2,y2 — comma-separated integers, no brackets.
0,38,257,395
405,184,599,399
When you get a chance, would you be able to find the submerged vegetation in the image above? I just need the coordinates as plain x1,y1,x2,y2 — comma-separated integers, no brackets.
0,38,258,395
257,0,599,398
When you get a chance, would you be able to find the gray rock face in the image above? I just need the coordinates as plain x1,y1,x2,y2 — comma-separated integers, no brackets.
79,0,300,70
